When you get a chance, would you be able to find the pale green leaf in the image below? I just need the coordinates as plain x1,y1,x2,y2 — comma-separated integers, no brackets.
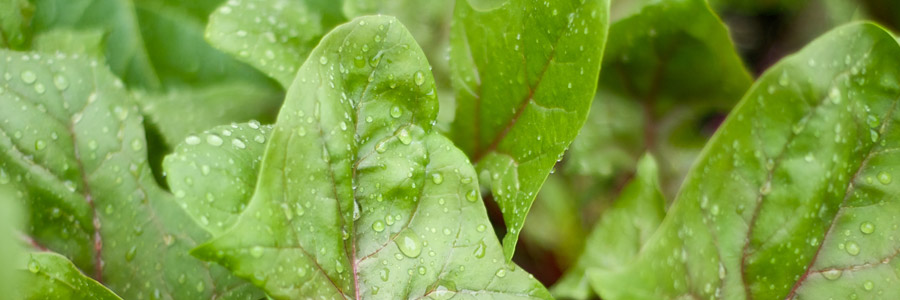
588,22,900,300
0,50,262,299
192,16,549,299
18,252,122,300
449,0,610,260
30,28,106,58
552,154,665,300
163,122,271,235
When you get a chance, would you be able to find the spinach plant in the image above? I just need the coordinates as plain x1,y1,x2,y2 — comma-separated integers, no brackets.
2,0,899,299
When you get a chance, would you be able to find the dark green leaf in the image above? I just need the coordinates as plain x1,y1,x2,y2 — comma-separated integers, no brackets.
567,0,752,197
0,50,262,299
552,154,665,299
449,0,610,260
192,16,549,299
588,22,900,300
0,0,34,50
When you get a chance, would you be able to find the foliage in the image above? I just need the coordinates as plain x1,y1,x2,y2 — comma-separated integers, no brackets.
2,0,900,299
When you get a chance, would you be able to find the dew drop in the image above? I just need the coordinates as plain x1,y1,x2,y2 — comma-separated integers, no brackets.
476,224,486,232
206,134,223,146
414,71,425,86
822,269,842,280
185,135,201,145
250,246,264,258
473,240,486,258
125,245,137,261
372,220,385,232
877,171,892,185
34,140,46,151
845,241,860,256
232,139,246,149
394,231,421,258
859,221,875,234
27,258,40,273
319,56,328,65
466,190,478,202
431,173,443,184
53,74,69,90
390,106,402,118
495,269,506,278
397,129,412,145
20,70,36,84
863,280,874,291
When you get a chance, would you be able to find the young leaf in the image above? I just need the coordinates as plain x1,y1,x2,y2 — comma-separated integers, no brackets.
193,16,550,299
551,154,665,300
449,0,610,260
567,0,752,196
588,23,900,299
0,50,262,299
205,0,328,87
163,122,272,235
18,252,122,299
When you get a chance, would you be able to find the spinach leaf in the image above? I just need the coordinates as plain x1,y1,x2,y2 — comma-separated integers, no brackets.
0,50,262,299
192,16,550,299
588,22,900,300
449,0,610,260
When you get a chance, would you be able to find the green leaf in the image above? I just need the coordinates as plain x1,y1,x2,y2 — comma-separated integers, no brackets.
193,16,549,299
163,122,271,235
18,252,122,300
205,0,334,87
449,0,610,260
551,154,665,300
30,28,106,57
567,0,752,197
0,50,262,299
0,181,25,295
588,22,900,299
0,0,34,50
137,83,281,147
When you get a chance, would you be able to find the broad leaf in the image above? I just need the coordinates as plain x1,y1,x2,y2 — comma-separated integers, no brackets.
205,0,328,87
449,0,610,260
588,23,900,299
30,28,106,58
193,16,550,299
0,50,262,299
552,154,665,299
164,122,271,235
18,252,122,299
567,0,752,197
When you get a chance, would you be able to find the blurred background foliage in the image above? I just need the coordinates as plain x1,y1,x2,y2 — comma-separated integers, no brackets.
2,0,899,296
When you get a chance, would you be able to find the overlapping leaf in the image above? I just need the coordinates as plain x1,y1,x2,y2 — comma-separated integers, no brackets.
449,0,610,260
205,0,330,87
192,16,550,299
552,155,665,299
588,23,900,299
567,0,752,196
0,50,262,299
